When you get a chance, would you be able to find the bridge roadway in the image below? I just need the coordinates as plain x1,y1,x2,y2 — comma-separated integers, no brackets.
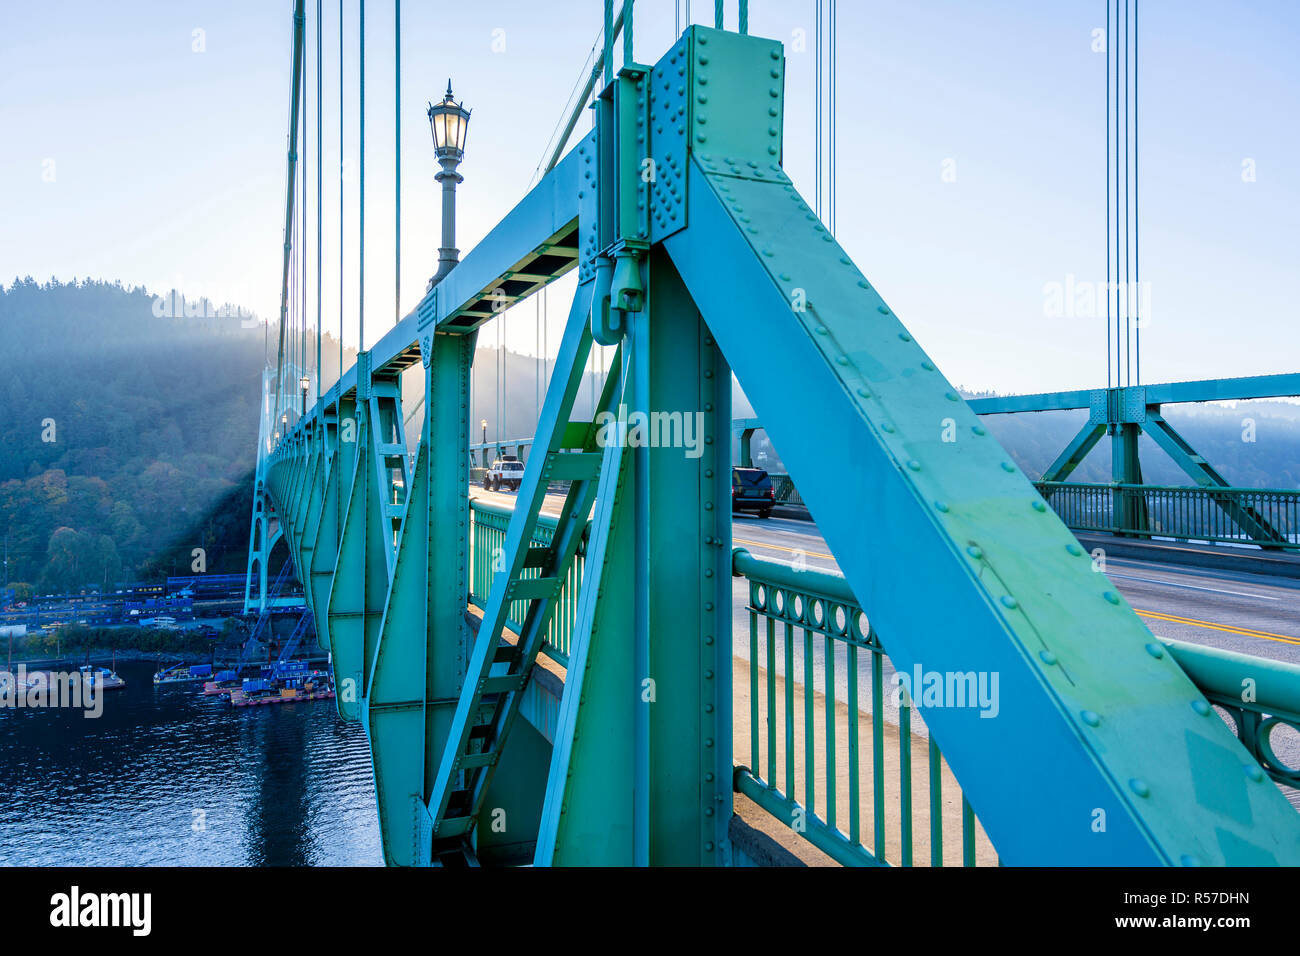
470,486,1300,817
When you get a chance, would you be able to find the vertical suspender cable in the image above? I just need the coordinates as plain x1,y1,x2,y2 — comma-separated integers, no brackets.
302,53,308,398
625,0,633,65
1124,0,1129,387
739,0,748,34
274,0,306,423
316,0,322,405
604,0,614,85
715,0,723,29
1105,0,1110,390
395,0,401,329
815,0,821,219
339,0,344,390
1112,0,1120,393
359,0,366,355
829,0,836,234
1133,0,1139,385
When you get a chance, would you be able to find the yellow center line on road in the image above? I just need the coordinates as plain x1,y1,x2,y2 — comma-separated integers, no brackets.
733,537,834,561
1135,609,1300,647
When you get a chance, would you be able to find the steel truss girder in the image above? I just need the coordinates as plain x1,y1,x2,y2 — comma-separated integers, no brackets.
249,23,1300,868
656,27,1300,863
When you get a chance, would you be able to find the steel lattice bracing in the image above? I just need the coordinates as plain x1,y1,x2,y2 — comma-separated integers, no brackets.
251,22,1300,866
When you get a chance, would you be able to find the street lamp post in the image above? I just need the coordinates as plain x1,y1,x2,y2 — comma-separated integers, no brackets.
427,82,471,291
299,374,310,417
481,419,488,446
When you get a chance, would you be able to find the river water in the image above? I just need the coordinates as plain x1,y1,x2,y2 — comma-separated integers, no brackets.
0,659,382,866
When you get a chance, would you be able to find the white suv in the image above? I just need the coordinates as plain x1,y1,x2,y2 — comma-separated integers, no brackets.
484,457,526,491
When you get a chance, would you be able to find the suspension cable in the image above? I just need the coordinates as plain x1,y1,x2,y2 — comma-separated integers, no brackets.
395,0,401,330
316,0,322,405
273,0,307,424
1134,0,1140,385
1105,0,1110,390
339,0,344,392
359,0,366,355
1124,0,1130,387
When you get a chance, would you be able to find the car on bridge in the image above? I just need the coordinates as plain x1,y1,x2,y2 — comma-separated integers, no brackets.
732,467,775,519
483,456,525,492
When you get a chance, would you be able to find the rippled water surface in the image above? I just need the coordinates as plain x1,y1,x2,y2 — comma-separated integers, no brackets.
0,660,381,866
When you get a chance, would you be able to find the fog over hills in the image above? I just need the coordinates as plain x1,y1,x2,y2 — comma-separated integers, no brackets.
2,278,1295,593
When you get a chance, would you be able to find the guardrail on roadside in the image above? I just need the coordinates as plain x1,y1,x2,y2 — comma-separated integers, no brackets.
1035,481,1300,551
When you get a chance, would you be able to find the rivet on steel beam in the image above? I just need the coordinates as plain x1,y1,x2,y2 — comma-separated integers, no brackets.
836,356,849,366
1081,710,1101,727
815,326,828,335
1103,591,1120,605
769,106,778,116
945,392,959,402
921,360,936,371
1039,649,1057,665
857,387,870,398
972,425,987,436
1001,595,1018,609
1245,763,1265,783
877,305,891,314
1032,500,1047,512
881,422,896,433
1191,699,1211,716
898,332,911,341
967,545,983,560
934,501,949,513
907,460,922,472
1180,855,1201,867
1129,778,1150,798
1147,641,1167,658
1066,543,1083,556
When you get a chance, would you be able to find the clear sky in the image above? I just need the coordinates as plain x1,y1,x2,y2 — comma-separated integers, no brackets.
2,0,1297,396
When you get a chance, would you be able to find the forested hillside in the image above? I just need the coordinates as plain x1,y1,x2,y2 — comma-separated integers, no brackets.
0,278,266,591
3,278,1297,597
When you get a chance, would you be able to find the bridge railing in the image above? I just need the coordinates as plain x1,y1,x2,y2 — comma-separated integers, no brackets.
1163,639,1300,792
1036,481,1300,550
468,497,584,667
731,548,997,867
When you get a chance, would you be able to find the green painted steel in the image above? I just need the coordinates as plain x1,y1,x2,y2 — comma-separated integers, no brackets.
1038,482,1300,550
248,14,1300,867
658,26,1300,864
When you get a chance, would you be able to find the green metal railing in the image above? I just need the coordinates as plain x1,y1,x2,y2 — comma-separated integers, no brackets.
468,497,584,666
1164,639,1300,791
767,473,800,505
1036,481,1300,550
469,498,1300,865
731,548,996,867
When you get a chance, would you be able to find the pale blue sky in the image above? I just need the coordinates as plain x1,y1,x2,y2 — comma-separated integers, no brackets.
1,0,1297,395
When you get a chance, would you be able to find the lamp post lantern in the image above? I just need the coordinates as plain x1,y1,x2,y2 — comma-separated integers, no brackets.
427,82,471,290
299,374,310,416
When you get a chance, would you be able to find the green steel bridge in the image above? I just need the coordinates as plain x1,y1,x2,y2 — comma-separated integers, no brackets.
245,1,1300,866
